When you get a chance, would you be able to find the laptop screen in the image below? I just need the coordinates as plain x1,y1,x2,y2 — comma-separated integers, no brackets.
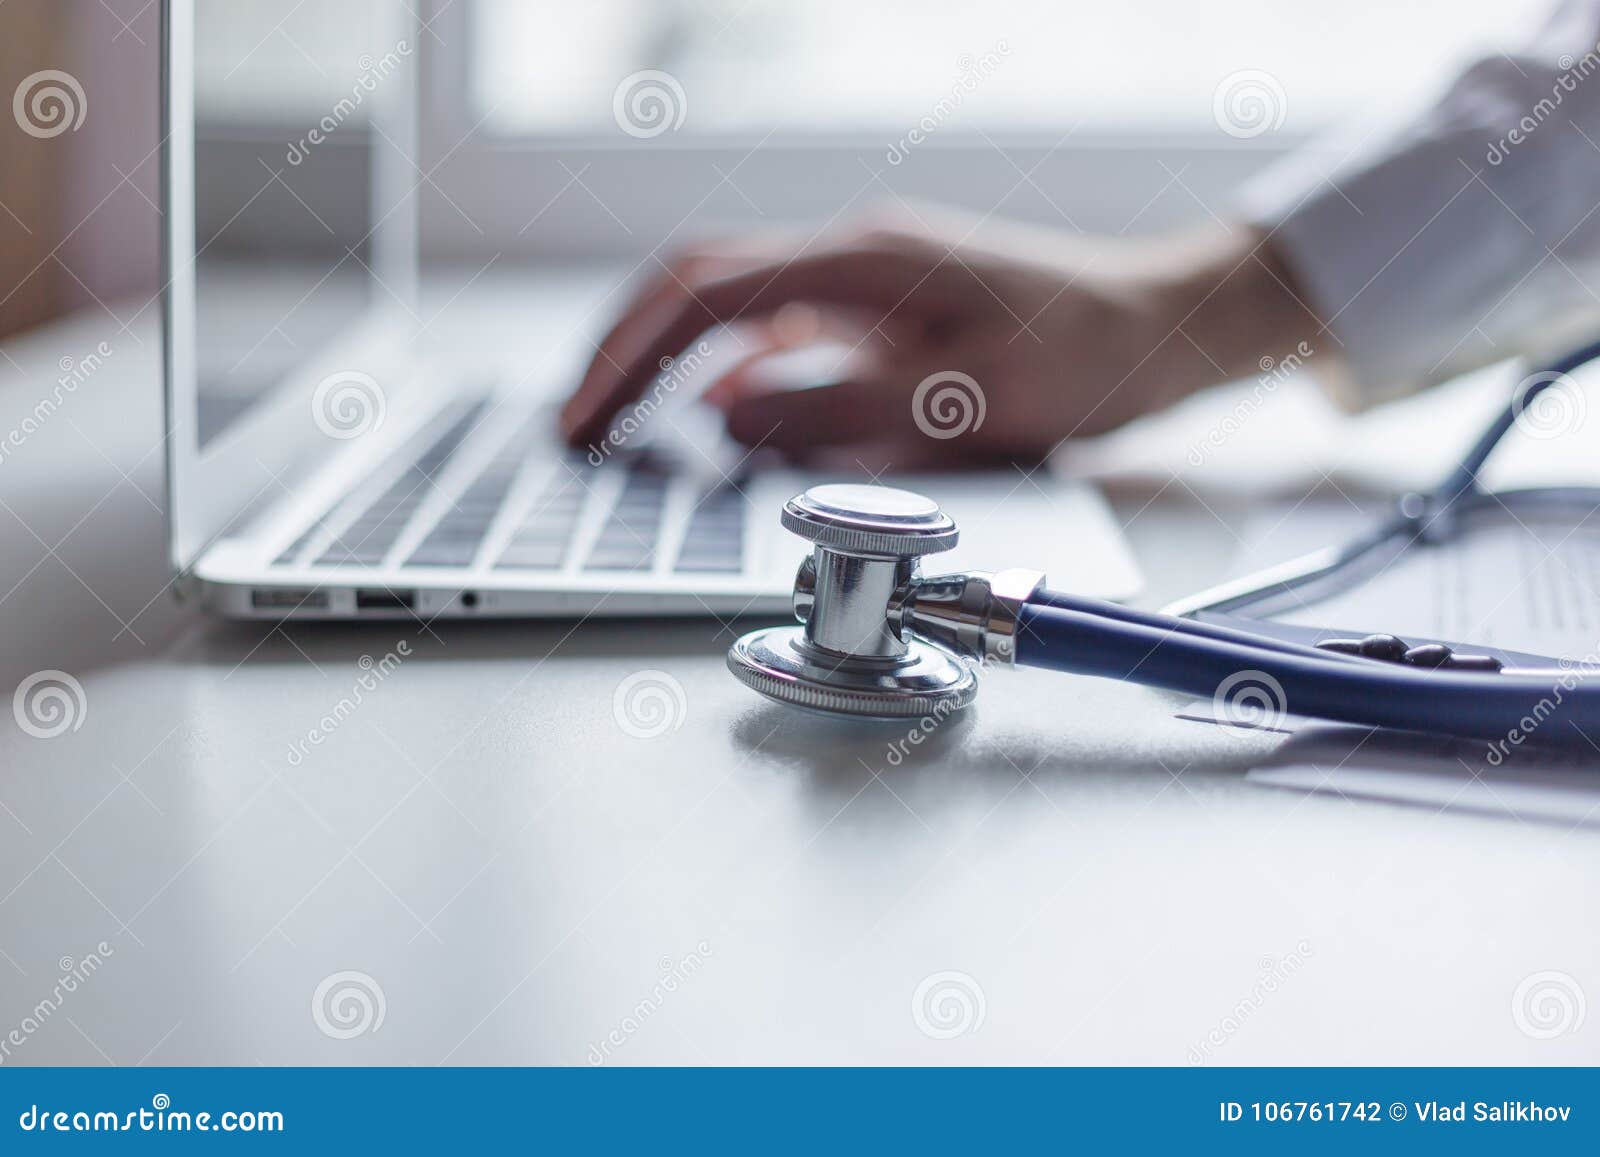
190,1,409,448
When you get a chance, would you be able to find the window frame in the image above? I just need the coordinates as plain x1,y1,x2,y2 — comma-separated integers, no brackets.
415,0,1310,260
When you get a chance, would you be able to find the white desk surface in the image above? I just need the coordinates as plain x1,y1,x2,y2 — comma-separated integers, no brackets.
0,287,1595,1067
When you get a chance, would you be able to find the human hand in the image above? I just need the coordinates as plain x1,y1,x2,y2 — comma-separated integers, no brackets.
560,207,1314,465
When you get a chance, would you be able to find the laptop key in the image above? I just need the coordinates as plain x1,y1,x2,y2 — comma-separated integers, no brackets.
673,487,746,573
406,541,480,567
582,465,667,572
496,542,568,569
270,399,475,566
404,413,541,569
315,402,484,567
493,465,591,571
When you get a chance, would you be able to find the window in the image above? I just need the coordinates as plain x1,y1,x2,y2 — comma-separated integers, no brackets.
196,1,1555,255
471,0,1541,138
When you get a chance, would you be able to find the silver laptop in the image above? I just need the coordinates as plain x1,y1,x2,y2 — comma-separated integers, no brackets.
160,0,1141,620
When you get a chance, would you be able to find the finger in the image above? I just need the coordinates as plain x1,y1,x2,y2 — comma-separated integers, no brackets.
560,246,931,447
573,247,779,392
702,309,890,409
719,375,918,454
563,239,800,438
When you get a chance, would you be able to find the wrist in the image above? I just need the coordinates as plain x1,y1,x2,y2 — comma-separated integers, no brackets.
1149,225,1321,399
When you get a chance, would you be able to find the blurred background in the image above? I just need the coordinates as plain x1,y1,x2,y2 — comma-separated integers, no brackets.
0,0,1538,342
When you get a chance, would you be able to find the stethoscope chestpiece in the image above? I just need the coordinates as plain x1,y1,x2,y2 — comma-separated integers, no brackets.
727,484,979,719
778,484,960,557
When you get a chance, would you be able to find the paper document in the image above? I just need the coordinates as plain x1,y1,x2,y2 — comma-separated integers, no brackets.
1225,504,1600,663
1245,725,1600,829
1182,503,1600,825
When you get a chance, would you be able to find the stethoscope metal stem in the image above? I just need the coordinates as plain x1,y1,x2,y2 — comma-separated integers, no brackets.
795,547,916,661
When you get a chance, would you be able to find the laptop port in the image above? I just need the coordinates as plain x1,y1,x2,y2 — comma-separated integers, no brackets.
251,587,329,611
355,588,416,611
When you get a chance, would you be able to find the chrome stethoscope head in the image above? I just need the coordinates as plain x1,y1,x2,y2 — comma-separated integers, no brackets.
726,484,1042,719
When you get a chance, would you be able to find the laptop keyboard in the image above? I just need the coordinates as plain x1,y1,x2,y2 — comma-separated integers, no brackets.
407,414,537,568
314,402,487,567
271,399,483,566
272,401,746,576
581,460,669,572
491,456,589,571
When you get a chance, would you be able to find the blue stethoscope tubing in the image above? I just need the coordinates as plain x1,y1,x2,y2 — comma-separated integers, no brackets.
1007,336,1600,742
1014,595,1573,740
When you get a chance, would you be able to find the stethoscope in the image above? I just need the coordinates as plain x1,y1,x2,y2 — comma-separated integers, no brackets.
727,337,1600,741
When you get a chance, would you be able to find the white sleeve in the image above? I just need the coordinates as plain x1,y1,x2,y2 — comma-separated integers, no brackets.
1238,0,1600,409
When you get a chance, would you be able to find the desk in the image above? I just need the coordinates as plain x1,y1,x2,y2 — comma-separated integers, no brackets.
0,288,1595,1067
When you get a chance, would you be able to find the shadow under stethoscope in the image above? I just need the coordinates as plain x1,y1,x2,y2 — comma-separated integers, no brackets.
727,696,1246,792
728,699,979,784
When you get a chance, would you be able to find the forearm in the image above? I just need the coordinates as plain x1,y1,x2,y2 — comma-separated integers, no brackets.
1115,225,1322,411
1166,226,1321,384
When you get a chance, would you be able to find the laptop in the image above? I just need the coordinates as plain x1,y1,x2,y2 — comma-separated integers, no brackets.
159,0,1141,620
